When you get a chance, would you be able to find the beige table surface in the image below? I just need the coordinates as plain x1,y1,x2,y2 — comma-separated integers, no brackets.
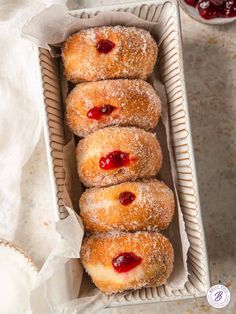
16,1,236,313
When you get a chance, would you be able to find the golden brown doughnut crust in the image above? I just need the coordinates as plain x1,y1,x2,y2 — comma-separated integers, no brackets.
62,26,158,83
80,232,174,294
66,79,161,137
76,127,162,187
80,179,175,232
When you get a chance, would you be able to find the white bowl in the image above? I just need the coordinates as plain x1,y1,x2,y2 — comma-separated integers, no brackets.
0,240,38,314
179,0,236,24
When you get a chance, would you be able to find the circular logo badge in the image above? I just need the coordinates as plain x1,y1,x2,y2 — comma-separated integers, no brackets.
207,284,230,308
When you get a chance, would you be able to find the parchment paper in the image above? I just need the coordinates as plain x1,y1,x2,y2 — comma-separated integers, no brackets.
23,5,190,313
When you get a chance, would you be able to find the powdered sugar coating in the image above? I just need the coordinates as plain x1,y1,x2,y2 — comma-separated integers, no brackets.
79,179,175,232
80,231,174,294
76,127,162,187
62,26,158,83
66,79,161,137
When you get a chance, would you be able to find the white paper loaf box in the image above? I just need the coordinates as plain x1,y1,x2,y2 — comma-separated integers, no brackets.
38,0,210,307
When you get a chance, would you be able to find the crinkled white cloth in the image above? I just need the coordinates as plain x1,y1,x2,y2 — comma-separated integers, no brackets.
0,0,63,240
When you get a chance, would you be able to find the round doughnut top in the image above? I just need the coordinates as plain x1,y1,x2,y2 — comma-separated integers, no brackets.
62,26,158,83
66,79,161,137
80,231,174,294
79,179,175,232
76,127,163,187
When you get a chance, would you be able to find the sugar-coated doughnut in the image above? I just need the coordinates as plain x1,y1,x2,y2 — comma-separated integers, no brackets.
62,26,158,83
80,231,174,294
80,179,175,232
66,79,161,137
76,127,162,187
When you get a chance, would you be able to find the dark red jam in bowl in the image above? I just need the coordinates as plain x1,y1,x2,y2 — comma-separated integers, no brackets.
99,150,130,170
185,0,198,5
184,0,236,19
97,39,115,54
87,105,116,120
112,252,142,273
119,191,136,205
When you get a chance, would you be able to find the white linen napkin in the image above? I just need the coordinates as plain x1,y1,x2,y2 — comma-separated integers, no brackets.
0,0,64,241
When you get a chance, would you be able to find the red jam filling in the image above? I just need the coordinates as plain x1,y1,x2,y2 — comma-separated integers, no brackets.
112,252,142,273
99,150,130,170
87,105,115,120
184,0,236,19
101,105,115,115
97,39,115,54
119,191,136,205
87,107,101,120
